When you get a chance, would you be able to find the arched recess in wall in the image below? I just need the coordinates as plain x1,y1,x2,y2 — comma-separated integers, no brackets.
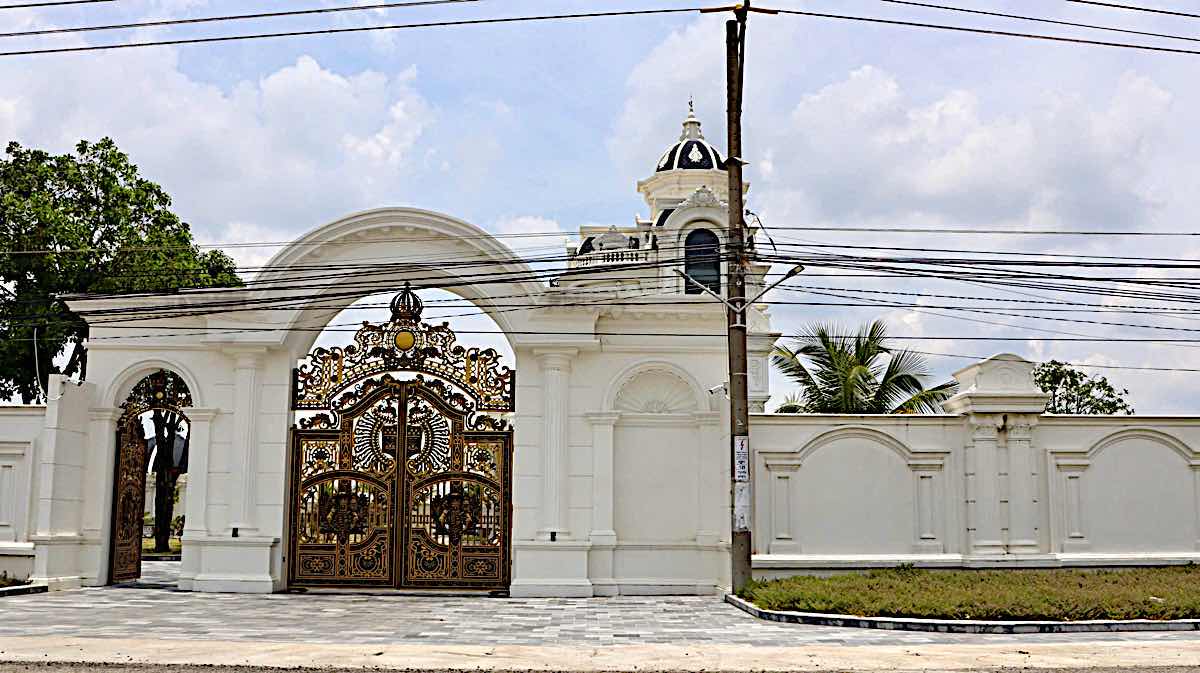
607,363,708,547
683,228,721,296
769,426,938,555
1057,427,1200,553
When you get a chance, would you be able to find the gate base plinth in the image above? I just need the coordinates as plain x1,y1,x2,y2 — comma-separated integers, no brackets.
184,535,277,593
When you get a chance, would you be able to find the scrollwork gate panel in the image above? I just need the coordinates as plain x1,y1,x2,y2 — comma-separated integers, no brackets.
287,283,514,591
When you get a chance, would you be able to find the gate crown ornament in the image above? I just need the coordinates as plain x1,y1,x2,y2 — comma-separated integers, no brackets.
293,284,515,424
389,282,424,322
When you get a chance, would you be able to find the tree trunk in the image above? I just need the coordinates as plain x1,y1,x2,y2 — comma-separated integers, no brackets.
62,333,89,381
151,409,181,554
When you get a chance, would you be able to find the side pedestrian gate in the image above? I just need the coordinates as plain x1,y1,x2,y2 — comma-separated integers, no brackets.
287,284,515,591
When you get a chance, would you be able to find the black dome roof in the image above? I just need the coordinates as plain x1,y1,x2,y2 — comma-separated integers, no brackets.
656,104,725,173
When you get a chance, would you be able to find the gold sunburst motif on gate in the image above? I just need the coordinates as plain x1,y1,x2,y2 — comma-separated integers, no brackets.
288,283,515,591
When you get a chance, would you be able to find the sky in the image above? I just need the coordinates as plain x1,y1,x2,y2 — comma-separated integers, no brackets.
5,0,1200,413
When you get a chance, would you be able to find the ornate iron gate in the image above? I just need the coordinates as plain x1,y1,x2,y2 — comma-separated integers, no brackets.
109,370,192,584
287,284,515,591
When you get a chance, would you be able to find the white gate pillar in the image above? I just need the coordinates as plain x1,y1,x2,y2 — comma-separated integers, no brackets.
944,354,1049,558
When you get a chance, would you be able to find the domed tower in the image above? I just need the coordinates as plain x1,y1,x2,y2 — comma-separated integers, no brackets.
565,102,759,299
636,101,744,228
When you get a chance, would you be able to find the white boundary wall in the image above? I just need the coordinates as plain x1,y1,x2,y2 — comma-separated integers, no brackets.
751,354,1200,577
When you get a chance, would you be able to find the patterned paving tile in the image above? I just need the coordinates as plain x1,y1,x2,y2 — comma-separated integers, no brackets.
3,562,1200,647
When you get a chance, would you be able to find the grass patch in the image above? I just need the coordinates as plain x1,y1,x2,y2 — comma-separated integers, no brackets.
738,565,1200,621
141,537,182,554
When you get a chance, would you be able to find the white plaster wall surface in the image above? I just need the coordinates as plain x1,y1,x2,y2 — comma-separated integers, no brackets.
0,406,45,578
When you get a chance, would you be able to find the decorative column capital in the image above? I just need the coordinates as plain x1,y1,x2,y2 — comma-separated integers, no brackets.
584,411,621,427
1007,413,1038,439
88,407,123,423
534,348,578,371
180,407,220,422
968,413,1004,438
227,347,268,369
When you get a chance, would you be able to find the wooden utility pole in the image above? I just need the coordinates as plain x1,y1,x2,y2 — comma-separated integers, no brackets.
725,2,752,593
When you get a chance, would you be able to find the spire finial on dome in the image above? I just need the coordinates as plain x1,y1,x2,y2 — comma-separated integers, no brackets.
680,98,703,141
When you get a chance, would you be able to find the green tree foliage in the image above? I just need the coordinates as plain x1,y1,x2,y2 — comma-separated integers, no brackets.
0,139,240,402
1033,359,1133,415
772,320,958,414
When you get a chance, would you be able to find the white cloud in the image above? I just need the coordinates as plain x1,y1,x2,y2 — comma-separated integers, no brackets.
609,15,1197,412
490,215,570,262
0,50,433,245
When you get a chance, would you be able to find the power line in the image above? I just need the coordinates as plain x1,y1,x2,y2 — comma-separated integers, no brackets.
761,225,1199,236
0,0,479,39
1067,0,1200,20
775,8,1200,55
0,0,114,8
876,0,1200,44
772,240,1200,264
0,229,577,255
4,226,1195,256
0,7,704,57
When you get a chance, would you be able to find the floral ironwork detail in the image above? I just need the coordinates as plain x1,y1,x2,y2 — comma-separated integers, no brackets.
293,282,514,415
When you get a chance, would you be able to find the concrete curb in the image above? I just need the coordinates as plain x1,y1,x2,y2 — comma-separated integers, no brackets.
725,593,1200,633
0,584,47,598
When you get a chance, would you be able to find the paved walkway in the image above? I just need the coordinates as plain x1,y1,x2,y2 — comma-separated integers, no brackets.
3,562,1200,670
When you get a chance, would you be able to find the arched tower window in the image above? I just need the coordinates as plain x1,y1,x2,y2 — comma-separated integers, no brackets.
683,229,721,295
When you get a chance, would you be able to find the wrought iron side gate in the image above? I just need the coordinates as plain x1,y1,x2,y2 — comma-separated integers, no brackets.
109,370,192,584
287,284,515,591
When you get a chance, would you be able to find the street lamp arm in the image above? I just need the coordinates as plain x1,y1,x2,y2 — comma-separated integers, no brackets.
746,264,804,305
674,269,742,313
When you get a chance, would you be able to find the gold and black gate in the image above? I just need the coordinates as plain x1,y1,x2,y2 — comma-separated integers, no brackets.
109,370,192,584
287,284,515,591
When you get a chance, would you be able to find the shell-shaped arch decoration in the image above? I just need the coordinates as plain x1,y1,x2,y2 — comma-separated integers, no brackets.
613,368,700,414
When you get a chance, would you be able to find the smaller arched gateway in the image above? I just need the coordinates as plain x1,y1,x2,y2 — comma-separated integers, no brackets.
109,369,193,584
287,284,515,591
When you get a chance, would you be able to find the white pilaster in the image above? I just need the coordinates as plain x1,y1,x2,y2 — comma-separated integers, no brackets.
967,414,1005,555
535,349,575,540
1006,414,1040,553
585,411,619,596
228,350,264,536
81,407,121,585
586,412,620,543
179,408,217,591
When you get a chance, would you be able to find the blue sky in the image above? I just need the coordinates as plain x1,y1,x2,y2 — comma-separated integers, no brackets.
6,0,1200,411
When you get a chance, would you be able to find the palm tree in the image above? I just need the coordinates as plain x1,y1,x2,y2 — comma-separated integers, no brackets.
772,320,958,414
